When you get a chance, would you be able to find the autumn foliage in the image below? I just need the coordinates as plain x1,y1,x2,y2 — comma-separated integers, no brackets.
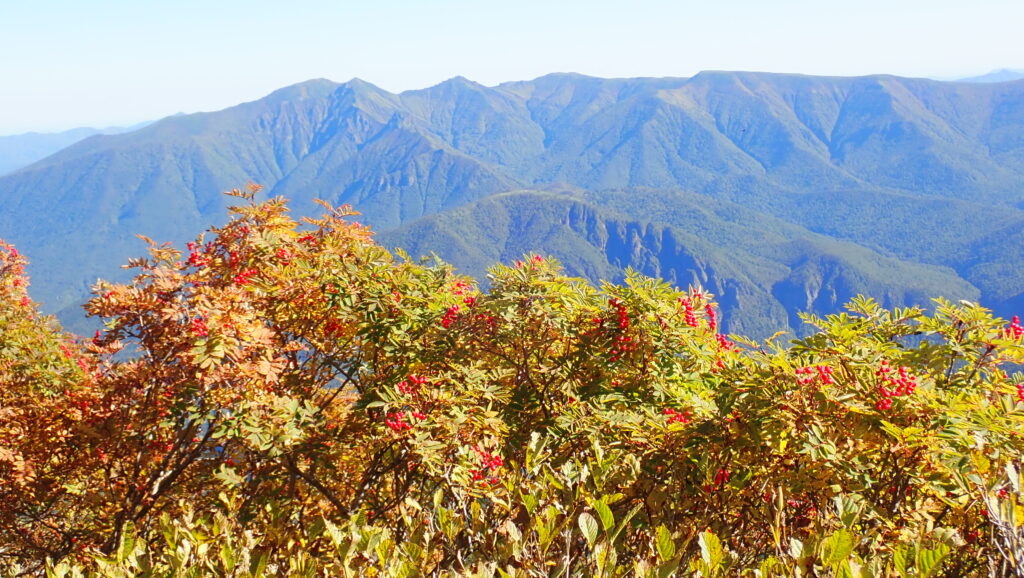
3,185,1024,576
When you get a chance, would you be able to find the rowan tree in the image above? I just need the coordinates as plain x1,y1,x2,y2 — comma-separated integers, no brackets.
2,186,1024,576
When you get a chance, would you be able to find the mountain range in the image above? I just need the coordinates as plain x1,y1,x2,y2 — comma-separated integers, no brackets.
958,69,1024,83
2,72,1024,337
0,122,152,176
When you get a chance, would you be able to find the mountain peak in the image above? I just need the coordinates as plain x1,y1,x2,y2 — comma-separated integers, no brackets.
423,76,487,93
341,77,387,92
262,78,341,104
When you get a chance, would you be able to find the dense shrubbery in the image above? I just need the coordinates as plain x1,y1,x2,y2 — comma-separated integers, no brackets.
3,185,1024,576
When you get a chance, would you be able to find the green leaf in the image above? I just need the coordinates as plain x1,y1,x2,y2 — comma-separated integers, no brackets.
522,493,539,514
578,512,599,548
821,529,855,566
116,521,136,563
916,544,950,578
213,464,245,488
893,545,911,578
219,543,236,574
655,525,675,561
657,560,681,578
249,549,269,576
699,530,724,569
593,499,614,532
610,504,642,543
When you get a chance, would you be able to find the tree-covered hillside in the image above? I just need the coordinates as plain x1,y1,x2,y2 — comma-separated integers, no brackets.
2,73,1024,333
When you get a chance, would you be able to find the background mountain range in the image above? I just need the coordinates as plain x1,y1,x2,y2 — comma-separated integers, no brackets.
958,69,1024,83
0,121,153,176
3,71,1024,337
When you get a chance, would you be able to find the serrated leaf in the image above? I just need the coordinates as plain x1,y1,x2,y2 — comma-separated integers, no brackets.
699,530,723,568
893,545,911,578
821,529,855,566
916,544,950,578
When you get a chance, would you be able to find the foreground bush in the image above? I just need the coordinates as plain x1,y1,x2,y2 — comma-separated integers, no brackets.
2,185,1024,576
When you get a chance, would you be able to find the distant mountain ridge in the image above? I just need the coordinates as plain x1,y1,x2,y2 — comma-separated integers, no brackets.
957,69,1024,83
0,122,151,175
3,72,1024,336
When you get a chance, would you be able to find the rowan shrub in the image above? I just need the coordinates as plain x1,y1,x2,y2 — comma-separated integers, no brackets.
1,186,1023,576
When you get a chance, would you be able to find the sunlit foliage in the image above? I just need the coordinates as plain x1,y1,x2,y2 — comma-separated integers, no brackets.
3,186,1024,576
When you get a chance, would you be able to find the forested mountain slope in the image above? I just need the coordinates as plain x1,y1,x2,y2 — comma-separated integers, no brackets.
2,72,1022,335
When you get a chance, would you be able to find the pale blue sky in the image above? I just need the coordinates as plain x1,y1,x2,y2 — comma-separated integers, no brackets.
2,0,1022,135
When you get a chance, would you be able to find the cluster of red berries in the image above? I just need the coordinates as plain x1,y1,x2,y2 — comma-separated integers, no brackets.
1015,381,1024,403
679,297,698,328
275,247,291,265
186,242,211,268
441,304,460,328
716,333,737,352
232,268,258,286
63,389,93,411
703,467,731,492
714,467,731,485
297,234,316,244
191,317,210,337
147,440,175,453
608,298,630,330
794,364,834,385
600,299,636,361
608,334,636,363
323,319,345,337
1006,316,1024,340
663,407,692,424
705,304,717,332
874,360,917,411
385,410,426,432
475,312,498,331
463,295,476,308
514,255,545,269
470,446,505,482
397,373,429,396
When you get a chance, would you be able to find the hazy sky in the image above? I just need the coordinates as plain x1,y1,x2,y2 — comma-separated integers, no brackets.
2,0,1022,135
